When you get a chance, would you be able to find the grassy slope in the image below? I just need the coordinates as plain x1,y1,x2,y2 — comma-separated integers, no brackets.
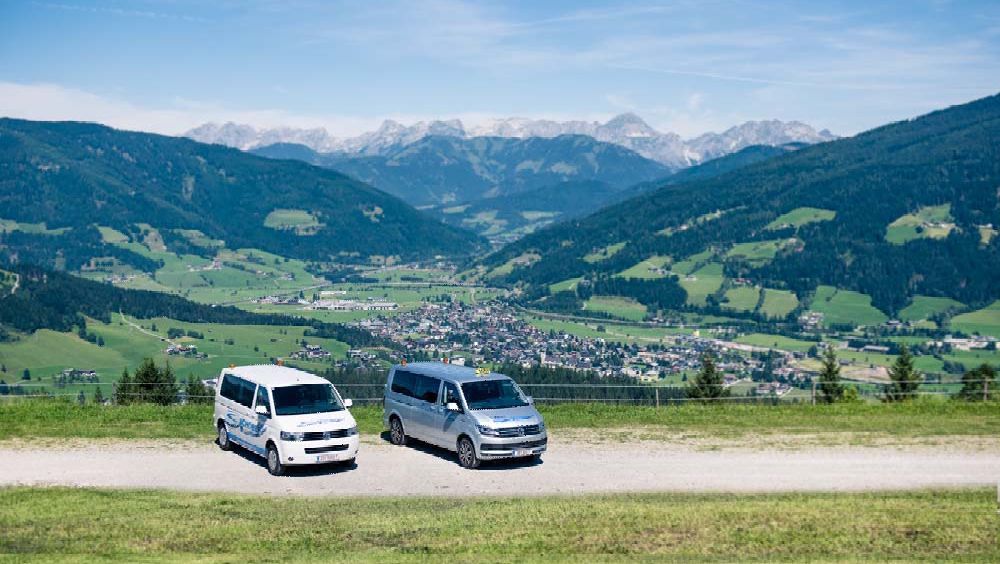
758,288,799,318
615,255,671,279
899,295,965,322
885,203,954,245
1,488,996,562
809,285,888,327
721,286,760,312
583,296,647,321
1,401,997,442
765,206,836,229
951,300,1000,337
677,262,725,305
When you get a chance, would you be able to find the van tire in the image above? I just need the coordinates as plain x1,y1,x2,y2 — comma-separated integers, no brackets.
389,416,407,446
217,422,231,451
266,443,284,476
457,436,481,469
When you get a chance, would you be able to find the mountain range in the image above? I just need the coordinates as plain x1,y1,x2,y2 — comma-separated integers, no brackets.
185,114,836,168
251,135,671,207
0,118,482,271
482,94,1000,317
425,144,797,244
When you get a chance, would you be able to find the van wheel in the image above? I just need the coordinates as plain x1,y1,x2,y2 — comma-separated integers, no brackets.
217,422,231,451
389,417,407,446
266,443,284,476
457,437,480,469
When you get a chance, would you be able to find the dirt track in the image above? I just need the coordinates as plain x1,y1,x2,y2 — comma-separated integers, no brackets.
1,439,997,496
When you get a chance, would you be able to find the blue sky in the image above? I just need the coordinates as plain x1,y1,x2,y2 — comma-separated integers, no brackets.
1,0,998,137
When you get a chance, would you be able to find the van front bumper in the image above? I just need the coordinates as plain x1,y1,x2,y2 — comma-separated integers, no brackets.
477,435,547,459
279,436,360,465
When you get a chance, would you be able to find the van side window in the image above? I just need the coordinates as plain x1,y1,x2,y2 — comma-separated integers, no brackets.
442,381,461,406
390,370,416,397
236,378,256,408
414,375,440,403
220,374,240,402
255,386,270,414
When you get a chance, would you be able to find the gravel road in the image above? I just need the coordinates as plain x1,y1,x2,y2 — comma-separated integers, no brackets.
1,440,996,496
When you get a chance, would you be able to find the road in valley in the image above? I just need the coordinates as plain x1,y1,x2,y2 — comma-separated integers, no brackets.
1,439,996,496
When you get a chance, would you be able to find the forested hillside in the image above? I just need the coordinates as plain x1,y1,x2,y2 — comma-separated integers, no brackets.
484,94,1000,316
0,265,384,347
0,119,482,270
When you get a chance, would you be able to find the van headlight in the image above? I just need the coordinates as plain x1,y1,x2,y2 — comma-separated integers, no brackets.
346,426,358,436
537,421,546,433
477,425,501,437
280,431,305,441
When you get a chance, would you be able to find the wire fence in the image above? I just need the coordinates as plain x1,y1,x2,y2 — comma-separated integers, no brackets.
0,379,994,405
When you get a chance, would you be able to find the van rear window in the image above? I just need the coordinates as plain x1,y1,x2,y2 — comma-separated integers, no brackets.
390,370,416,397
219,374,255,408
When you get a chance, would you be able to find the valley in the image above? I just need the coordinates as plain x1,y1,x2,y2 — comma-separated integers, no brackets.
0,95,998,407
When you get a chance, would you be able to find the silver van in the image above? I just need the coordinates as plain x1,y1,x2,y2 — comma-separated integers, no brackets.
383,362,547,468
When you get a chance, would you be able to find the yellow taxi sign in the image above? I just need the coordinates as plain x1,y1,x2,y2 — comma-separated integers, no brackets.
474,366,490,377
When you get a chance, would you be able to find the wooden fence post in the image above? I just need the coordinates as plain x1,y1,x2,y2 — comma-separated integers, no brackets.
655,387,660,409
811,381,816,406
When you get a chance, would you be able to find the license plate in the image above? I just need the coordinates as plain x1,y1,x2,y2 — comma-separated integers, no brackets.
513,449,531,457
315,454,340,463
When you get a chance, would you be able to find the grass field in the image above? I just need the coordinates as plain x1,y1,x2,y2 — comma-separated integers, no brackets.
1,488,995,562
584,296,647,321
809,285,888,327
734,333,818,353
765,206,836,230
487,252,540,278
615,255,671,279
951,300,1000,338
0,316,349,396
677,262,724,305
548,277,582,294
263,208,323,235
2,400,997,442
758,288,799,318
583,242,626,263
671,249,714,276
721,286,760,312
885,203,954,245
725,238,796,265
899,295,965,322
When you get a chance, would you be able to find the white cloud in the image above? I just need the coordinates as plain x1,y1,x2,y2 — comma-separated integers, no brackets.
0,81,616,137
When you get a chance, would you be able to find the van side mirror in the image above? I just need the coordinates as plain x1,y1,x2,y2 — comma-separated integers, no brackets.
446,402,461,412
343,398,353,408
255,405,269,417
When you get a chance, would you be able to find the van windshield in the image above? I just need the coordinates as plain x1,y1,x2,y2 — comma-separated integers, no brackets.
461,379,528,410
271,384,344,416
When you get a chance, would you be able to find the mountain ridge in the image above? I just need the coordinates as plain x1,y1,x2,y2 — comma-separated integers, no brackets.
186,114,836,168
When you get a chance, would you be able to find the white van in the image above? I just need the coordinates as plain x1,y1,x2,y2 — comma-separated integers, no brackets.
214,364,359,475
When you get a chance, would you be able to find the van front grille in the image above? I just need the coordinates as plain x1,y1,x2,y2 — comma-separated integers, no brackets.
302,429,352,441
495,425,541,437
